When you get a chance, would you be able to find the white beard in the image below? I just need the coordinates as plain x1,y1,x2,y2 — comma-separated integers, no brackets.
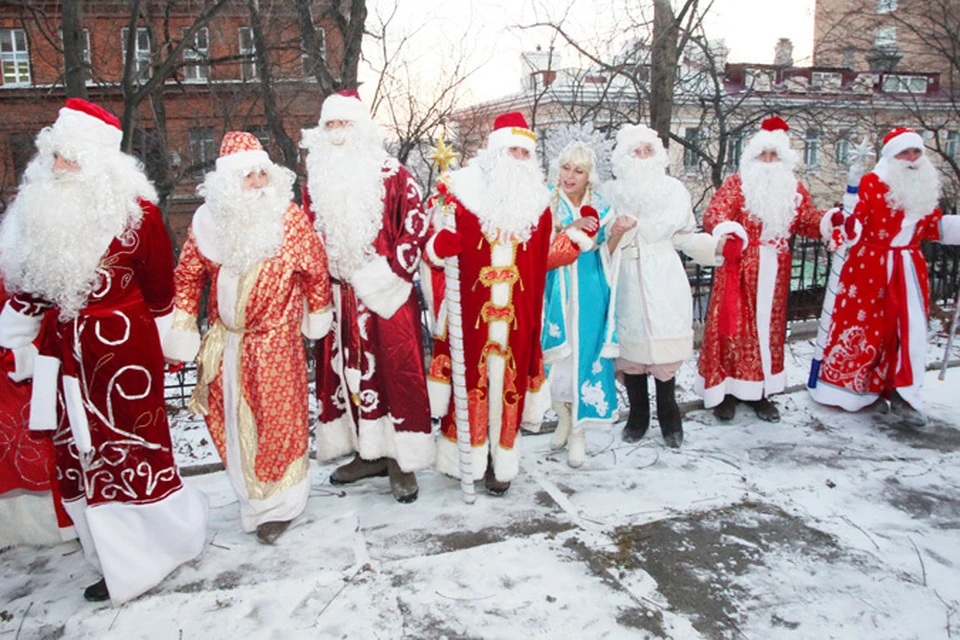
885,156,941,220
472,148,547,242
304,126,387,278
0,168,137,320
607,155,671,218
201,168,289,276
740,159,801,241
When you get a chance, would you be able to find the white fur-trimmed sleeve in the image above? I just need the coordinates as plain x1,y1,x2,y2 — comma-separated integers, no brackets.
819,207,840,240
29,354,60,431
940,215,960,245
302,304,333,340
7,344,39,382
0,301,42,350
161,307,201,363
350,256,412,319
564,227,595,252
711,220,748,243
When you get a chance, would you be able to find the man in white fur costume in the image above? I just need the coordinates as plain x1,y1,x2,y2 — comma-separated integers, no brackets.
696,116,826,423
0,99,208,605
301,90,433,503
810,127,960,426
165,132,332,544
604,124,724,448
424,111,552,496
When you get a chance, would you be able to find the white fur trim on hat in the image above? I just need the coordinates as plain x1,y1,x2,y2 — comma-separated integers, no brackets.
882,131,924,160
54,107,122,151
742,129,799,169
215,149,271,173
319,93,371,124
488,126,537,154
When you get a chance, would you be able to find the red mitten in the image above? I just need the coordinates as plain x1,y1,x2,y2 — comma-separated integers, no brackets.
580,206,599,237
830,210,845,229
433,229,462,259
166,362,185,374
722,236,744,261
844,215,857,237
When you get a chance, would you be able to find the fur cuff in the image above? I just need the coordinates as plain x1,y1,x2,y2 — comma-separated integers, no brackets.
154,310,174,345
350,256,412,320
29,355,60,431
302,307,333,340
8,344,38,382
941,215,960,245
712,220,749,244
163,328,201,364
0,302,43,350
599,342,620,359
424,234,444,268
565,227,595,252
819,207,839,239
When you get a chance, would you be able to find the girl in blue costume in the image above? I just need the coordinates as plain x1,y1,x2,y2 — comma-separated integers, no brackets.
541,141,619,468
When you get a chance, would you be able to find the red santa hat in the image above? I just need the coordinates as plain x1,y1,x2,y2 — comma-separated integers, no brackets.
881,127,924,160
319,89,371,124
215,131,271,173
50,98,123,151
486,111,537,154
742,115,799,169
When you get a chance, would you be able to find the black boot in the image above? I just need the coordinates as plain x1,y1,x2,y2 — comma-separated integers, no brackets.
655,377,683,448
621,374,650,443
83,578,109,602
746,396,780,423
713,394,737,422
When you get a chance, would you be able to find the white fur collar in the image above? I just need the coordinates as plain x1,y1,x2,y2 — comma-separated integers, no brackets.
191,204,221,264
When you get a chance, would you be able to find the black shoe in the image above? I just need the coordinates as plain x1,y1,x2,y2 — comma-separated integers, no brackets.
83,578,109,602
330,454,388,485
386,458,419,503
713,395,737,422
655,377,683,448
483,464,510,497
256,520,291,545
890,391,926,428
621,374,650,442
747,397,780,423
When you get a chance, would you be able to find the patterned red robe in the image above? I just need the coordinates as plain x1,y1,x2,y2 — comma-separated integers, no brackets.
304,162,434,472
425,181,552,483
0,201,208,604
811,172,960,410
169,203,331,532
696,174,824,407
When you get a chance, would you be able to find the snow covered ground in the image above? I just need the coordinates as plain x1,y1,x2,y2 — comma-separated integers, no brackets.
2,334,960,639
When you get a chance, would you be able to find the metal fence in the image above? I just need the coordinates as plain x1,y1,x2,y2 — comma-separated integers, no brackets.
166,227,960,408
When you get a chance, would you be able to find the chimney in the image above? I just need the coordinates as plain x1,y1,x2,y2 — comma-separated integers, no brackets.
775,38,794,67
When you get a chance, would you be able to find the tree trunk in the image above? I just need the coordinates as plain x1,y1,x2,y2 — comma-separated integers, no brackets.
650,0,680,148
62,0,88,99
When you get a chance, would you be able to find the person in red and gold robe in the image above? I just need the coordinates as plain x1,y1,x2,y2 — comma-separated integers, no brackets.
0,99,208,605
696,117,826,423
810,128,960,426
165,132,332,544
424,112,552,496
301,90,433,503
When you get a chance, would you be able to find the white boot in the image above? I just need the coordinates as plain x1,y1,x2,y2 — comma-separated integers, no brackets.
567,425,585,468
551,401,572,450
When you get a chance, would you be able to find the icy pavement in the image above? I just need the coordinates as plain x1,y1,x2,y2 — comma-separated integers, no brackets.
2,364,959,639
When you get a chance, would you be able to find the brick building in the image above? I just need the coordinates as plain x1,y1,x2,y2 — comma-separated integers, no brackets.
0,0,344,248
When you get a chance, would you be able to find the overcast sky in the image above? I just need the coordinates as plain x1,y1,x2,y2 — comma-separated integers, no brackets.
361,0,818,104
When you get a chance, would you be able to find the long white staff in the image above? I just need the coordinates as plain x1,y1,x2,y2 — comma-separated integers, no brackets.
809,139,873,388
428,135,475,504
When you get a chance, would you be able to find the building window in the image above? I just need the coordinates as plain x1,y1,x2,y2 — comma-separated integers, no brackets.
945,131,959,160
183,27,209,82
189,126,216,178
1,29,31,86
301,27,326,77
835,130,851,166
121,27,151,82
683,127,700,171
10,132,34,181
725,135,742,172
875,26,897,51
804,129,821,167
239,27,256,81
878,0,898,13
882,74,928,93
